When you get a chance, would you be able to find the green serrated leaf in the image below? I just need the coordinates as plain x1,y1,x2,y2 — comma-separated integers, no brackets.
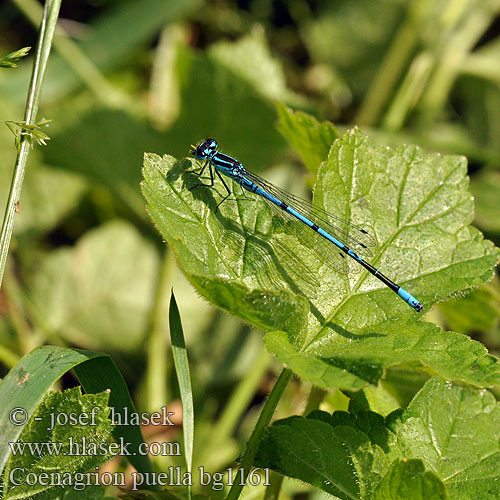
386,378,500,499
308,128,498,326
373,459,447,500
276,318,500,391
258,378,500,499
3,388,113,499
142,153,309,342
142,126,500,390
256,416,388,500
276,102,339,174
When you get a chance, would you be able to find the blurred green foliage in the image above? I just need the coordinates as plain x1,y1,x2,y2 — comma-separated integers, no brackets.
1,0,500,498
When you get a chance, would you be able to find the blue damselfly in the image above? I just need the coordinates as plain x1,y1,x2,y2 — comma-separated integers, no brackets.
189,139,423,312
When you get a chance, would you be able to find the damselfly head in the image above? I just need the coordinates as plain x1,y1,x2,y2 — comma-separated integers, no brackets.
194,138,218,160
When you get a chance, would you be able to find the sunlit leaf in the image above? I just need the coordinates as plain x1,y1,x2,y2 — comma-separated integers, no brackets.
258,378,500,499
276,102,339,174
142,126,500,389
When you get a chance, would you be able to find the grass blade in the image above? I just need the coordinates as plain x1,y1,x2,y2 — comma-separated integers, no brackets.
169,290,194,499
226,367,292,500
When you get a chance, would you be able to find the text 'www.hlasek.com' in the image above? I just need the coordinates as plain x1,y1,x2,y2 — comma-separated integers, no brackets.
7,406,271,491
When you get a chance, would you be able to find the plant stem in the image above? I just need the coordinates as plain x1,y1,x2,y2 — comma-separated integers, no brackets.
382,51,433,130
418,4,499,125
226,368,292,500
355,16,418,126
12,0,137,111
0,0,61,288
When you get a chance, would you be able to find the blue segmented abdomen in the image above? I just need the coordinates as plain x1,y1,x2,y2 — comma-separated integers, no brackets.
237,176,423,312
254,185,346,247
397,288,421,309
253,182,356,260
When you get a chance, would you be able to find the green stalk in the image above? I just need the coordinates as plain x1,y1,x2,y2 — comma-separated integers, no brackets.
418,5,499,125
12,0,137,110
355,16,419,126
226,368,292,500
0,0,61,288
382,51,433,130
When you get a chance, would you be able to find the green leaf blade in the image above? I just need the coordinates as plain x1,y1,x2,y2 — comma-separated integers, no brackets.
169,291,194,491
256,416,388,500
276,102,339,174
142,125,500,390
386,378,500,499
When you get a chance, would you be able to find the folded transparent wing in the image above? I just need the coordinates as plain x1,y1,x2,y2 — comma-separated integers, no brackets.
244,170,376,261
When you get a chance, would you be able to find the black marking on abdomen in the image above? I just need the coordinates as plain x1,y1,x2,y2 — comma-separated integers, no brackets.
311,223,319,231
281,201,288,210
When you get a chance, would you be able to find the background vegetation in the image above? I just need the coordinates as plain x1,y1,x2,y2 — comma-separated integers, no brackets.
1,0,500,499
